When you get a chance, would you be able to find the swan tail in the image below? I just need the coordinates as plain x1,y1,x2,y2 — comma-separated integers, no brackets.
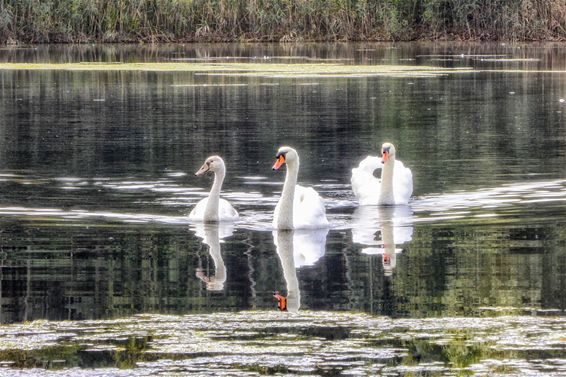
351,156,383,205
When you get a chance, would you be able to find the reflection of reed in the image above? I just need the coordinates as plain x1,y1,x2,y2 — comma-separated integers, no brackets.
242,235,257,310
0,253,3,323
0,209,558,321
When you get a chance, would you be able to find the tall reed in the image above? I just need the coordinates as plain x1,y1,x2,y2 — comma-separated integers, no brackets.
0,0,564,43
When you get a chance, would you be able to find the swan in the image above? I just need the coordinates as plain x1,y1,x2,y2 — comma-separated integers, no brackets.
272,146,328,230
351,142,413,205
189,155,239,222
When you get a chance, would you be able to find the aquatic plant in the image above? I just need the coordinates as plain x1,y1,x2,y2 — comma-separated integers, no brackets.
0,61,472,78
0,312,565,375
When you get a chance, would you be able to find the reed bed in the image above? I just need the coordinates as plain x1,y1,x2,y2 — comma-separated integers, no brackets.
0,0,564,43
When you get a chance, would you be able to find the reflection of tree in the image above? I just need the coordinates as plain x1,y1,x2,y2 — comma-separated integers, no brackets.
0,216,564,322
1,44,565,202
391,226,547,317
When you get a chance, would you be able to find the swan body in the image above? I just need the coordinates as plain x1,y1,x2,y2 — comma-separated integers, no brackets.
351,142,413,205
189,155,239,222
272,146,328,230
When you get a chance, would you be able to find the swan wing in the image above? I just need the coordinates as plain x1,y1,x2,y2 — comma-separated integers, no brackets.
351,156,382,205
292,185,328,229
189,197,239,221
218,198,239,221
188,197,208,220
393,159,413,205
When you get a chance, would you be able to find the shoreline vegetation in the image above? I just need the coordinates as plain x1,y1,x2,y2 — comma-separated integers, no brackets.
0,1,564,44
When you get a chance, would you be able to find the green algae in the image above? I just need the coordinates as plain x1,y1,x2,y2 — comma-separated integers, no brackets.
0,344,82,369
1,311,566,375
0,62,473,78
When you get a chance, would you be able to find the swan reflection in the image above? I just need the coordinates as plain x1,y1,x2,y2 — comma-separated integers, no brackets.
352,206,413,276
272,228,328,312
191,223,234,291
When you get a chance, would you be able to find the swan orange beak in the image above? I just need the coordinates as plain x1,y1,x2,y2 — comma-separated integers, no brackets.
381,150,389,164
272,155,285,170
195,162,210,176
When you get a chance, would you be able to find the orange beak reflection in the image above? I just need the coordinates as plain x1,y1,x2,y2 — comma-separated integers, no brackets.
272,155,286,170
381,150,389,164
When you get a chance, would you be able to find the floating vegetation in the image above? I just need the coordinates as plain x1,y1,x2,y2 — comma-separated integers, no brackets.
476,58,541,62
1,311,566,375
170,83,249,87
0,62,473,78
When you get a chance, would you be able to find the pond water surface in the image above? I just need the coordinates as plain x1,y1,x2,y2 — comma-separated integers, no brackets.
0,43,565,375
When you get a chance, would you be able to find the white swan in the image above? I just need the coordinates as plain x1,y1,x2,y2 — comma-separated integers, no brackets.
272,146,328,230
189,155,239,222
351,142,413,205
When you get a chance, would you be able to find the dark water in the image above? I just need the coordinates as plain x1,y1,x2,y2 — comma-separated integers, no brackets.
0,42,566,375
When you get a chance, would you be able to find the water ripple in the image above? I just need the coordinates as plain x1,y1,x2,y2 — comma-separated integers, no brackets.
1,174,565,230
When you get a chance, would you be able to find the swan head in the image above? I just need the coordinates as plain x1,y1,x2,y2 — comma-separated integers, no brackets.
272,146,299,170
195,155,225,176
381,143,396,164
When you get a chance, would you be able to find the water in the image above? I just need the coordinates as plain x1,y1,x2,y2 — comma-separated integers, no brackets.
0,43,566,374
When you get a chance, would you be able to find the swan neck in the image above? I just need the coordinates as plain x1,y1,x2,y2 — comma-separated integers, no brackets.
379,156,396,205
277,160,298,229
204,168,225,222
